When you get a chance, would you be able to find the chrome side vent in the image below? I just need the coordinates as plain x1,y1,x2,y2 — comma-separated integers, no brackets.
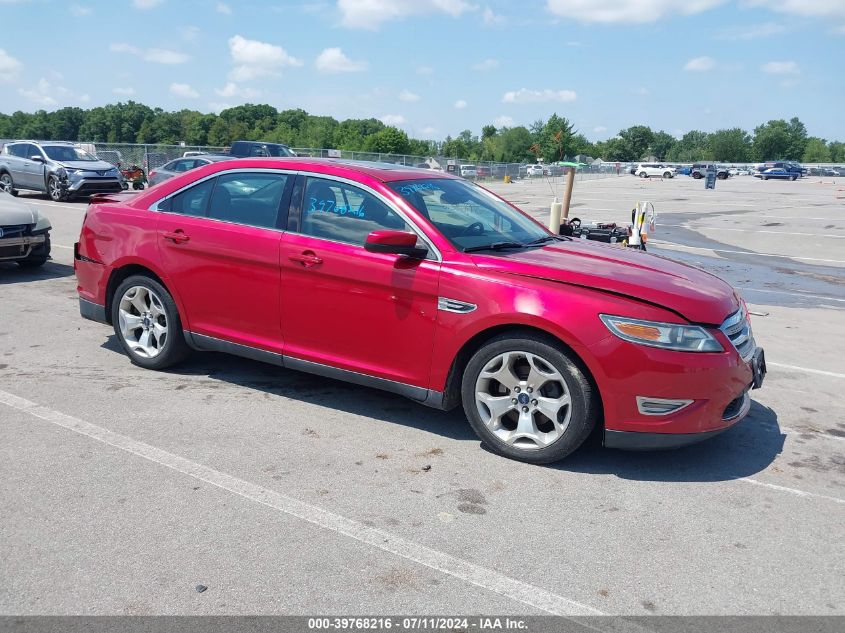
636,397,694,416
720,306,755,362
437,297,477,314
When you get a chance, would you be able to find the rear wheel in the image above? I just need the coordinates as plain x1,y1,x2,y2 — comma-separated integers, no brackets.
461,333,598,464
692,172,702,179
790,175,797,181
638,172,647,178
762,176,768,180
663,172,672,178
0,172,17,196
111,275,189,370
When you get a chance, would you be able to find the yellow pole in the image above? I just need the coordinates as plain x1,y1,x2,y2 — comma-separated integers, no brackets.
561,167,576,220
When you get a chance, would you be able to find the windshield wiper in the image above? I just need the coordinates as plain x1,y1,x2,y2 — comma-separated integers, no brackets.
463,241,527,253
525,235,561,246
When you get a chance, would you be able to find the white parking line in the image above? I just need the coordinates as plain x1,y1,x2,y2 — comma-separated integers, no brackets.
658,224,845,239
736,287,845,303
0,388,603,617
741,478,845,505
20,201,85,211
649,241,845,264
53,244,73,250
767,362,845,380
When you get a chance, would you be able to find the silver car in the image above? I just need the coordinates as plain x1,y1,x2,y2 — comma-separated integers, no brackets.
0,190,51,268
0,141,122,201
147,155,234,186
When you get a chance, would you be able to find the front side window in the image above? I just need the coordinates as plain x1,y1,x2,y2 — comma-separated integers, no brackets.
389,178,550,251
42,145,96,162
299,177,410,246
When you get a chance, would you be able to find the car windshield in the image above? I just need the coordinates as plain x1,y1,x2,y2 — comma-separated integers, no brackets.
42,146,97,162
389,178,551,251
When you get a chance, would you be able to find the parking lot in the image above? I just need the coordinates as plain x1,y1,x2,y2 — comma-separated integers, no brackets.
1,174,843,616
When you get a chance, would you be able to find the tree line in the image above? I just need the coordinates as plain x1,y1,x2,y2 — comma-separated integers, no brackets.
1,102,842,164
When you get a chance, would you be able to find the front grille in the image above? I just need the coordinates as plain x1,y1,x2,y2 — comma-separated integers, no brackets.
0,244,27,259
75,182,123,195
720,306,755,362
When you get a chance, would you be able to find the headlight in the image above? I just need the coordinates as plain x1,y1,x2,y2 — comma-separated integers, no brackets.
599,314,723,352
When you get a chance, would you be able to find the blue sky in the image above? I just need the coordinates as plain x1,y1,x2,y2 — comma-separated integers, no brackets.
1,0,843,141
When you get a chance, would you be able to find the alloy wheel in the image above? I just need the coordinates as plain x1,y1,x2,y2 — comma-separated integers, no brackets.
118,286,168,358
474,351,572,450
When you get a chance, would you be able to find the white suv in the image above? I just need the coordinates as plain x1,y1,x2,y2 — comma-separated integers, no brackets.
635,163,676,179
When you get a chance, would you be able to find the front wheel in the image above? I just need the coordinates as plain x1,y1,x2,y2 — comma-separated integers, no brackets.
663,172,672,179
638,172,647,178
47,176,68,202
0,172,17,196
692,172,702,179
461,334,598,464
111,275,190,370
762,176,768,180
790,175,797,181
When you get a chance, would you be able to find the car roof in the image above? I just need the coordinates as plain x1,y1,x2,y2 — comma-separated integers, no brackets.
223,157,461,182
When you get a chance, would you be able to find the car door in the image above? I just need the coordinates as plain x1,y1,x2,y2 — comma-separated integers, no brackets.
156,170,293,353
279,175,441,389
6,144,36,188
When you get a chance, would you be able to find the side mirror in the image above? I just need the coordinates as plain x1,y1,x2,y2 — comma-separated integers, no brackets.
30,155,44,163
364,230,428,258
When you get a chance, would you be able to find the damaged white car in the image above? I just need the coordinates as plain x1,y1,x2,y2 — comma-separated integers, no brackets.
0,190,51,268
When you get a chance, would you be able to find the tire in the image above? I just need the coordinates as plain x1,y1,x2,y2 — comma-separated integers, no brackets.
111,275,190,370
0,172,17,196
717,173,727,180
692,172,702,179
47,175,68,202
762,176,768,181
461,333,598,464
638,172,647,178
663,172,672,179
790,176,796,181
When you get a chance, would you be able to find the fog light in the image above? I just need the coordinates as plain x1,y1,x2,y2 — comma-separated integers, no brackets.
636,397,694,416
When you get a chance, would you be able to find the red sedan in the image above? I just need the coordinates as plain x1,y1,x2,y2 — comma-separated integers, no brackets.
75,158,766,463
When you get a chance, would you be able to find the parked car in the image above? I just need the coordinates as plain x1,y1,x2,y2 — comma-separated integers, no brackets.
0,189,51,267
525,164,544,177
760,161,803,178
75,158,765,463
476,166,492,178
690,164,729,180
0,141,122,201
459,165,477,179
183,151,209,158
228,140,296,158
754,168,798,181
148,155,234,186
635,163,676,178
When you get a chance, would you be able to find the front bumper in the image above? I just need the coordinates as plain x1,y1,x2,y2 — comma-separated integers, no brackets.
0,234,46,261
67,178,123,196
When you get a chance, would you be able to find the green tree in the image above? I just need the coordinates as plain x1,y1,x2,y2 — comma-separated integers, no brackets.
785,117,808,161
803,137,831,163
667,130,711,162
650,131,677,160
828,141,845,163
708,128,752,162
753,120,791,160
363,127,410,154
618,125,654,160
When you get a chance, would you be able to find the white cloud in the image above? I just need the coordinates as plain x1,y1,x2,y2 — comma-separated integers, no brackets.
420,126,437,136
684,56,715,71
169,82,199,98
314,47,367,73
416,65,434,75
338,0,478,29
593,126,607,133
743,0,845,19
502,88,577,104
208,102,232,114
110,42,189,64
399,89,420,102
546,0,725,24
761,60,800,74
113,87,135,96
181,25,200,41
717,21,786,40
215,82,261,98
0,48,21,81
133,0,163,8
70,4,92,16
17,77,89,106
494,115,514,127
380,114,407,126
482,6,505,25
454,99,467,109
228,34,302,80
635,86,650,96
471,58,499,71
216,2,232,14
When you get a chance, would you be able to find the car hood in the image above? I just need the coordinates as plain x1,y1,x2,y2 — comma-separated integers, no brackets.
471,240,739,325
59,160,117,171
0,192,41,225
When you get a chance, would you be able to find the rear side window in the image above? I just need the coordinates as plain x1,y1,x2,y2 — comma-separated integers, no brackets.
168,178,215,216
298,177,410,245
7,144,27,158
207,172,289,229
